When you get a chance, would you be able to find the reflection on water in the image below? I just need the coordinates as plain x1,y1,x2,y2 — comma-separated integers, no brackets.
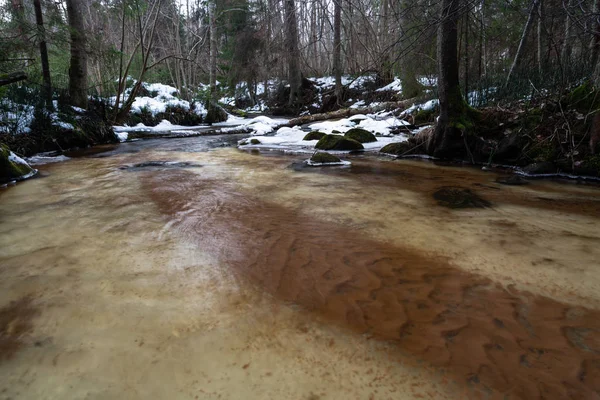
1,137,600,399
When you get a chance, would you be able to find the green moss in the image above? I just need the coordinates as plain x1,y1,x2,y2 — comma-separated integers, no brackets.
380,142,411,156
250,138,261,145
315,134,364,151
303,131,326,141
344,128,377,143
413,109,435,125
0,143,34,183
566,83,599,113
310,152,341,164
448,105,481,133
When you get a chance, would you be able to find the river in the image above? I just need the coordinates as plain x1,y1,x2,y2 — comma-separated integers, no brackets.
1,135,599,399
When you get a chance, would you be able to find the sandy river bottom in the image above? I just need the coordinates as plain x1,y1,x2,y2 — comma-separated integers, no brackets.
1,137,600,399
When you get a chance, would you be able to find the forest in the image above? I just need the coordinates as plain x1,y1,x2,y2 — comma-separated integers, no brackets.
0,0,599,180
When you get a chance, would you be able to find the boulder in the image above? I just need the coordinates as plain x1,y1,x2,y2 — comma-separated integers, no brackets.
315,134,364,151
380,142,412,156
303,131,327,141
250,138,261,145
0,144,35,184
344,128,377,143
310,152,341,164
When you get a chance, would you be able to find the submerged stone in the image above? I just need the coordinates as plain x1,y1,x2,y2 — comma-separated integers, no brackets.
303,131,326,141
315,134,364,151
119,161,202,170
496,175,529,185
344,128,377,143
433,186,491,208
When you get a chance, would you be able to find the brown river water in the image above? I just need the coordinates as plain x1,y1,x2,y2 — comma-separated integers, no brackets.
1,135,600,399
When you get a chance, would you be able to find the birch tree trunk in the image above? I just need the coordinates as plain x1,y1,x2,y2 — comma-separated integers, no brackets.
333,0,342,101
505,0,540,87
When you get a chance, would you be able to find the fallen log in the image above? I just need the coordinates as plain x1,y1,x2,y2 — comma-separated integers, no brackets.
0,72,27,87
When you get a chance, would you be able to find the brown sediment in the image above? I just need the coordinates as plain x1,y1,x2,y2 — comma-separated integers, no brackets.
142,168,600,399
0,296,38,361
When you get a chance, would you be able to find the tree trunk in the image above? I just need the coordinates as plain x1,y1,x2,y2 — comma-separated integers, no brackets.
205,0,225,123
505,0,540,87
33,0,52,108
561,0,574,74
333,0,342,101
590,0,600,70
537,0,544,78
284,0,301,106
208,0,217,98
428,0,470,159
66,0,88,109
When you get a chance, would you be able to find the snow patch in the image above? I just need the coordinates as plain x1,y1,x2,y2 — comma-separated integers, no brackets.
376,78,403,93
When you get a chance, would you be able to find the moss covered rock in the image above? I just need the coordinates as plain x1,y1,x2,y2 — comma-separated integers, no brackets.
310,152,341,164
315,134,364,151
0,143,35,184
344,128,377,143
380,142,411,156
303,131,327,141
250,138,261,145
413,109,435,124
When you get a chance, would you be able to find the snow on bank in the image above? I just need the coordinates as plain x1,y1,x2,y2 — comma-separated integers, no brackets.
376,78,403,93
7,151,37,180
309,114,411,136
239,115,411,153
110,82,207,117
401,99,439,117
240,116,288,135
114,120,205,133
112,115,289,141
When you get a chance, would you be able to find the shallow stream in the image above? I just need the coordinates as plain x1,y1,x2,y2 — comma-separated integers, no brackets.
1,135,600,399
